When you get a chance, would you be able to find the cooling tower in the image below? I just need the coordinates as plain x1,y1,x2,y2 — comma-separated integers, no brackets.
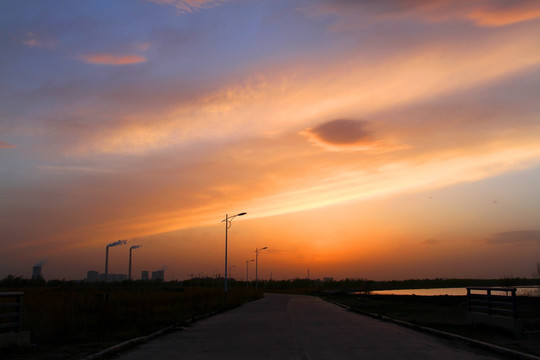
32,266,42,280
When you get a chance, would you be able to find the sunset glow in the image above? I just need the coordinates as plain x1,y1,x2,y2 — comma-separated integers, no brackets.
1,0,539,281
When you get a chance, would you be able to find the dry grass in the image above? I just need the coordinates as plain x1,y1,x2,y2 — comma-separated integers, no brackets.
3,284,261,359
324,293,540,357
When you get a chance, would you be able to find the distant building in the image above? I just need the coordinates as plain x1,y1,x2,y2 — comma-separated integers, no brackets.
323,277,334,282
32,266,43,280
152,270,165,281
86,271,99,282
141,271,149,280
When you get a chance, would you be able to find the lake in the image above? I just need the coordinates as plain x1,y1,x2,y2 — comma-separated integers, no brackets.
368,286,540,296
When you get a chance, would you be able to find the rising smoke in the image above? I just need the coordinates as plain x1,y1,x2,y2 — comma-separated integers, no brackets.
107,240,127,248
34,259,47,267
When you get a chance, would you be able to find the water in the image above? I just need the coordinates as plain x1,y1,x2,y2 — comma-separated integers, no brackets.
368,286,540,297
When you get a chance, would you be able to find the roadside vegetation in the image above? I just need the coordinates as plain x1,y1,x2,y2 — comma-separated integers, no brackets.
2,275,539,359
259,276,540,293
319,292,540,357
260,276,540,357
1,278,262,359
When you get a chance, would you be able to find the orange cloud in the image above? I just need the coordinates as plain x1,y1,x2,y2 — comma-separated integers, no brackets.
62,20,540,157
418,0,540,26
79,53,147,65
467,2,540,26
306,0,540,28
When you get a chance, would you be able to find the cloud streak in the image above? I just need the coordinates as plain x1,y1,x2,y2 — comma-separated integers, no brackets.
467,1,540,26
22,32,58,50
0,141,16,149
308,0,540,28
78,53,147,65
485,231,540,245
148,0,229,14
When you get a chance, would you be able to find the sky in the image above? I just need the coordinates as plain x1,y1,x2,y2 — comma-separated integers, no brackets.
1,0,540,282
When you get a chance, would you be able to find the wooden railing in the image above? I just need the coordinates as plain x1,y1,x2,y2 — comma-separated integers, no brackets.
466,287,517,318
0,292,24,332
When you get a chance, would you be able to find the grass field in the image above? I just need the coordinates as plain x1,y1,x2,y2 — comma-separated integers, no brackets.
322,292,540,357
2,283,262,359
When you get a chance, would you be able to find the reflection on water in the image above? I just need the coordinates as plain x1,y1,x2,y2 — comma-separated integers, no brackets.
368,286,540,297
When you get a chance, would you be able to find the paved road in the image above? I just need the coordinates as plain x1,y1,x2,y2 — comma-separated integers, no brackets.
115,293,507,359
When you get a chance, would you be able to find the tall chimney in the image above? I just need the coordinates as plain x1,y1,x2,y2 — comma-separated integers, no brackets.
105,240,127,276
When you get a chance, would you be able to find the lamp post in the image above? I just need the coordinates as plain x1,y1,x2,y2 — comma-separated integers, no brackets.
255,247,268,290
222,212,247,293
245,259,254,288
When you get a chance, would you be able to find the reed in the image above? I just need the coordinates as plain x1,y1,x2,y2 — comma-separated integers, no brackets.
8,283,261,347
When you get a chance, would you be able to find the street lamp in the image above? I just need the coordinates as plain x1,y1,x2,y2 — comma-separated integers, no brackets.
222,212,247,293
245,259,254,288
255,247,268,290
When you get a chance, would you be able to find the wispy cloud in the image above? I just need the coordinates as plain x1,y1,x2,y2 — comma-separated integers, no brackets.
0,141,15,149
135,42,152,52
22,32,58,50
35,165,119,174
467,1,540,27
484,230,540,245
148,0,229,14
307,0,540,28
78,53,147,65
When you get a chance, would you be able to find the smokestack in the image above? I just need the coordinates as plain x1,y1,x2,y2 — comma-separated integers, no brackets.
105,240,127,276
128,245,141,280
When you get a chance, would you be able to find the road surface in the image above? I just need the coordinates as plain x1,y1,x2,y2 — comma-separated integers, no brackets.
114,293,507,359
